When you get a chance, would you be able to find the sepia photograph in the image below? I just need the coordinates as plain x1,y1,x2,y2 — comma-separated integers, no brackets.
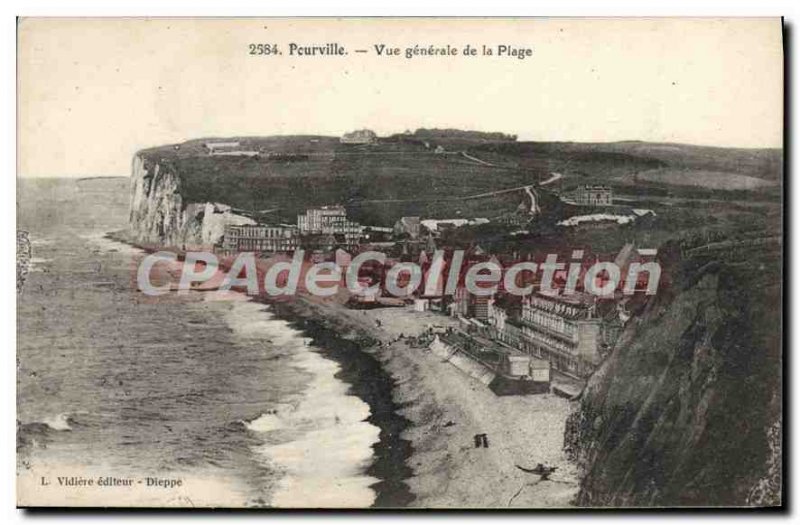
15,17,784,510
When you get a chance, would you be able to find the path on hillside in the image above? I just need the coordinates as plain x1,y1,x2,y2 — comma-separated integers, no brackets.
350,176,558,206
462,172,560,201
460,151,498,166
540,172,563,186
462,184,534,200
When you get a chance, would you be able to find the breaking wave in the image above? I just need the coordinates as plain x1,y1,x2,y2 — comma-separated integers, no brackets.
216,294,381,508
44,413,74,431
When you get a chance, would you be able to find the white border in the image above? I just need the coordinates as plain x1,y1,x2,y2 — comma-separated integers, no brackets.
4,1,795,523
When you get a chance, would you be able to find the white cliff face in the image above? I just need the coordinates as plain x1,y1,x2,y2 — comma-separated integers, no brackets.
129,154,254,249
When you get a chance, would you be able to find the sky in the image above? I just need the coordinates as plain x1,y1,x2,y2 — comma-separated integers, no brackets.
17,17,783,178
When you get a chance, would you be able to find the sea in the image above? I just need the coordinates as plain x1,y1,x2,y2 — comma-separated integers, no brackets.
16,177,411,508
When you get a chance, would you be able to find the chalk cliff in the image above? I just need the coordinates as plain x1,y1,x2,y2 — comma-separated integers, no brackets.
128,153,254,248
564,242,782,507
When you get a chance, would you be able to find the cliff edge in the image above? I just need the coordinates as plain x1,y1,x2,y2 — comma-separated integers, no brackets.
129,153,254,248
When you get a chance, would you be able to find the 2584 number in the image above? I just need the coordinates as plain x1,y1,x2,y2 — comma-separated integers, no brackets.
249,44,280,56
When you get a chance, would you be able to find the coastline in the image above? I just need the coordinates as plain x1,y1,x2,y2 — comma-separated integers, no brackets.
271,304,414,508
108,231,579,508
106,231,416,508
272,296,579,508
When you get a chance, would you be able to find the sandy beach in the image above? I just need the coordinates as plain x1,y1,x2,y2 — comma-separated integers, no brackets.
285,295,579,508
115,236,580,507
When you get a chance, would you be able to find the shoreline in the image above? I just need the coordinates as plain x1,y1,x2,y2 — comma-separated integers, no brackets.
270,296,580,508
106,231,416,508
271,304,414,508
107,231,579,508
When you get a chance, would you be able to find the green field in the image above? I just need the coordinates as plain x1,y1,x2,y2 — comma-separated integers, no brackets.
634,168,777,190
138,132,782,242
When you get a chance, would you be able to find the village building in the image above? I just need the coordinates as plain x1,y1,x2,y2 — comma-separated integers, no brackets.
574,185,613,206
472,296,491,321
204,141,240,153
203,141,259,157
430,329,552,395
488,292,604,378
443,286,494,321
498,354,551,385
420,218,490,235
362,225,394,243
297,206,363,249
486,297,524,347
340,129,377,144
448,286,471,318
220,224,299,255
498,210,531,228
393,216,421,240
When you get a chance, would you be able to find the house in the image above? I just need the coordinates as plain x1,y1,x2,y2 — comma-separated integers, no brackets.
297,206,363,249
471,296,491,321
432,330,551,395
413,298,430,312
517,292,602,378
448,286,470,317
203,141,259,157
393,216,421,240
220,224,298,255
204,141,240,153
574,185,613,206
420,218,490,234
488,291,605,379
498,354,551,383
340,129,377,144
362,226,394,243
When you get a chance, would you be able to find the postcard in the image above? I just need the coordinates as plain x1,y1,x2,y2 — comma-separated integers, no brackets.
16,17,783,508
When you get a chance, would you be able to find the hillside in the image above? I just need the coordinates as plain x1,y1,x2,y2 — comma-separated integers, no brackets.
564,239,782,506
136,136,544,227
473,140,780,178
129,132,782,247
